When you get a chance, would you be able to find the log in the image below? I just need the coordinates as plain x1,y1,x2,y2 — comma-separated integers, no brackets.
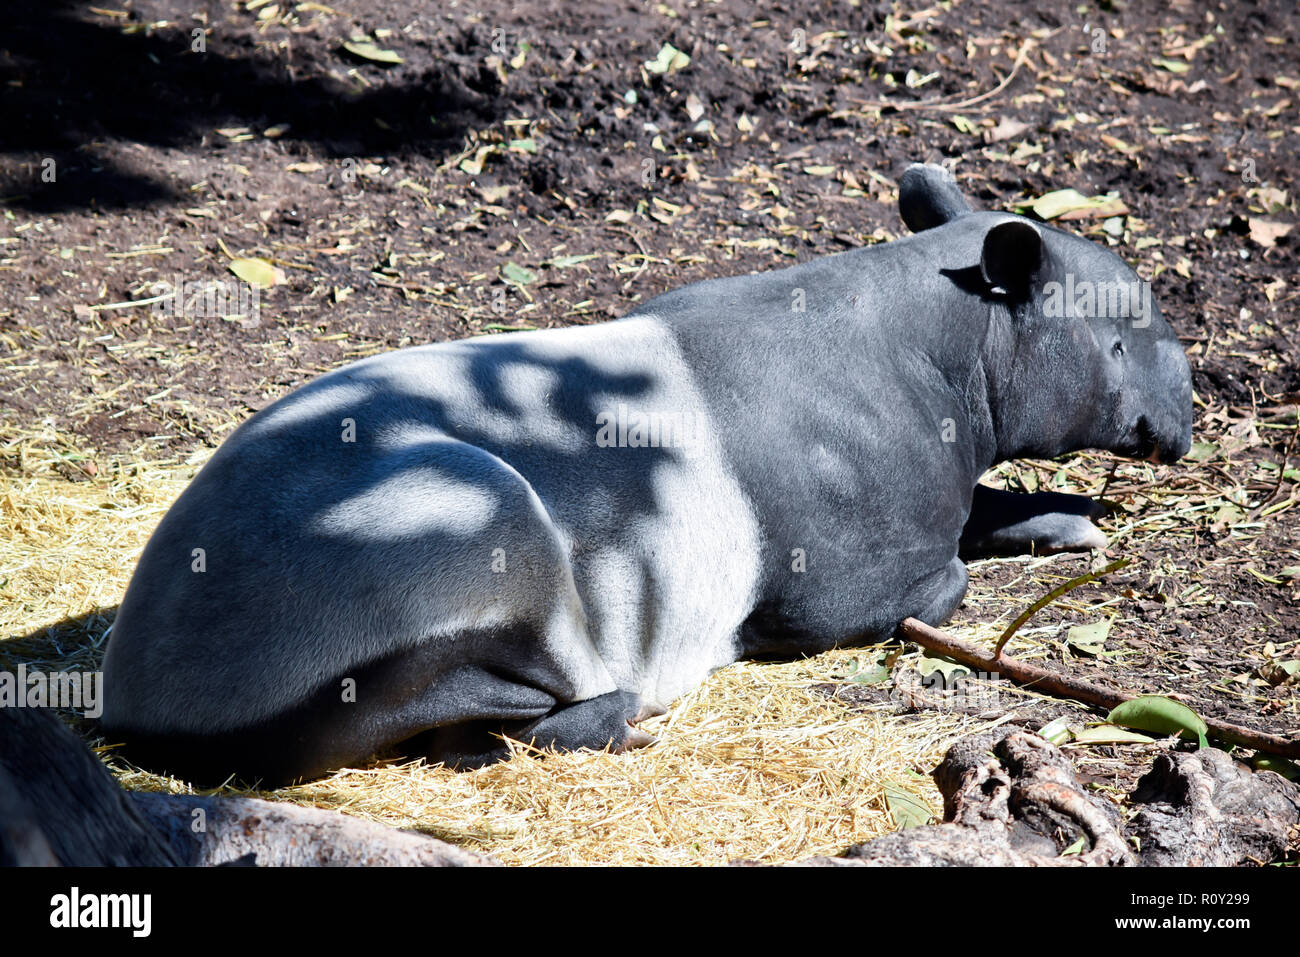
797,729,1300,866
0,705,491,866
131,793,493,867
1129,748,1300,866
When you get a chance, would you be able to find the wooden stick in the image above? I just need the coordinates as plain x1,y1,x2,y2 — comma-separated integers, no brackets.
897,617,1300,759
847,39,1034,113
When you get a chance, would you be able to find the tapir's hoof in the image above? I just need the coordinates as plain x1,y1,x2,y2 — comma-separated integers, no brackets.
1037,515,1108,553
632,699,668,723
615,698,665,752
617,725,659,752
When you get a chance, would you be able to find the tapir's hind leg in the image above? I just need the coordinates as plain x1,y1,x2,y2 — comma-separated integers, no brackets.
908,556,969,627
419,691,665,769
959,485,1107,558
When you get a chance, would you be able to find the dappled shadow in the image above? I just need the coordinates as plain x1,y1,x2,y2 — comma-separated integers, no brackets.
2,607,113,670
91,332,695,782
2,606,115,740
0,1,503,210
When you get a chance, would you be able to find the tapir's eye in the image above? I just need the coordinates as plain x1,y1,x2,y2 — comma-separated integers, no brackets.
1112,341,1125,358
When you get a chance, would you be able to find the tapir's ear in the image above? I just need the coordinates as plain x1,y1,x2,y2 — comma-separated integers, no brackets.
899,163,972,232
979,220,1043,295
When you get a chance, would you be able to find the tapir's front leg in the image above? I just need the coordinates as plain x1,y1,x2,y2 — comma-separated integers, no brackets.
421,692,665,769
959,484,1107,558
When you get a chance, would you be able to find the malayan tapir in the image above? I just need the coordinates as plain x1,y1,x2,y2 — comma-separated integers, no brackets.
101,164,1193,784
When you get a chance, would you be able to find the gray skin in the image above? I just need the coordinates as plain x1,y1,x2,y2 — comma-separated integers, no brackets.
100,165,1193,785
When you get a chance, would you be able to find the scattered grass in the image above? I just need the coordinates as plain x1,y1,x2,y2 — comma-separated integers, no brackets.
2,407,1296,865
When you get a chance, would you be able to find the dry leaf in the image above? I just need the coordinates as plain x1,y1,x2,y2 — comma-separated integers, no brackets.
1248,219,1293,248
988,117,1030,142
229,257,285,289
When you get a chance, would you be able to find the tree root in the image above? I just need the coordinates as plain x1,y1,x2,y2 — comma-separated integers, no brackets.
798,730,1300,866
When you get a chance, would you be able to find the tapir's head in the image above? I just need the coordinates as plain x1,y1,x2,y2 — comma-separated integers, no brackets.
900,163,1193,465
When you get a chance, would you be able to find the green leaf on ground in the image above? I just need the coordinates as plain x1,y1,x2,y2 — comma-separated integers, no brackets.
342,40,404,64
1066,617,1114,656
500,262,538,286
228,257,283,288
644,42,690,74
883,783,933,829
1071,725,1157,745
1107,695,1209,748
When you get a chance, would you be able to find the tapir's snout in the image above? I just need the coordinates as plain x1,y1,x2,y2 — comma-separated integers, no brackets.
1141,338,1194,464
1142,420,1191,464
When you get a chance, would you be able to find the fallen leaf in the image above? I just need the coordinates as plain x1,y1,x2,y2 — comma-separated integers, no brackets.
1071,725,1158,745
883,783,933,829
500,262,537,286
644,42,690,74
1108,696,1208,748
342,40,403,64
1248,218,1293,248
917,654,970,684
546,254,599,269
1066,617,1114,656
459,146,498,176
846,652,892,685
987,116,1030,142
1258,187,1288,213
1254,755,1300,780
1038,717,1071,742
1257,660,1300,687
228,257,285,289
1100,133,1138,154
684,93,705,122
1020,188,1129,221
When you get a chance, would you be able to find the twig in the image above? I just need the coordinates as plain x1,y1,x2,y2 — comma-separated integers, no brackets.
88,292,175,311
1248,409,1299,521
897,617,1300,759
847,39,1034,113
993,558,1131,657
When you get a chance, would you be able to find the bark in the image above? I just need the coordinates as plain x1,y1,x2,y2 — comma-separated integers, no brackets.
131,792,493,867
798,730,1300,867
1128,747,1300,866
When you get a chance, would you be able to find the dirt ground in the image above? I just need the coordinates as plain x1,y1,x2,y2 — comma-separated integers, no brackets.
1,0,1297,862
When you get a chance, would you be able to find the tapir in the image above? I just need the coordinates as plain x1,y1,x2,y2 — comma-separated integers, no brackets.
101,164,1193,784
